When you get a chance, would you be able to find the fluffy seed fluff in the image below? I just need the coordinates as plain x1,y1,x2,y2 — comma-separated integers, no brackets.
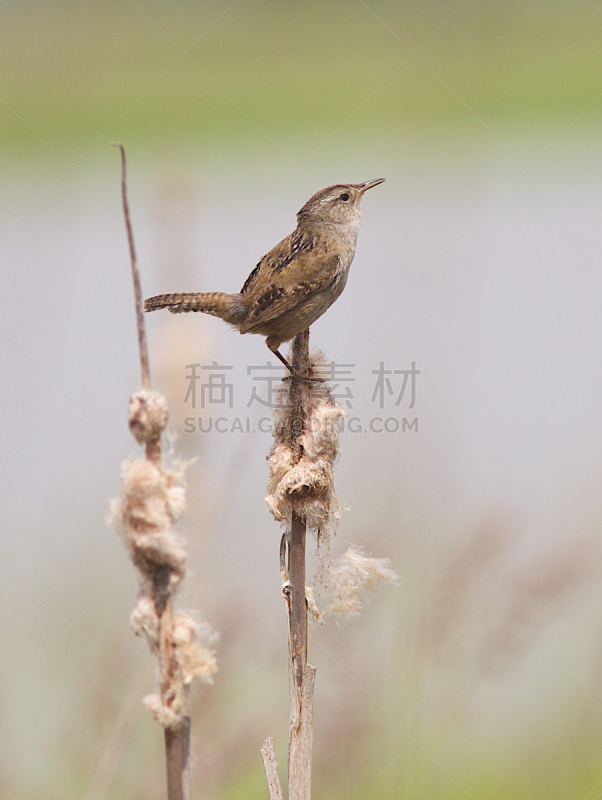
316,545,399,622
130,594,160,646
266,351,343,535
141,610,218,728
110,458,187,593
111,389,217,728
266,350,397,623
128,389,169,445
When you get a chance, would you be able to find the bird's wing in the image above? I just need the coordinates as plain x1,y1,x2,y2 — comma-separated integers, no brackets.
240,259,263,296
240,232,298,296
240,244,340,334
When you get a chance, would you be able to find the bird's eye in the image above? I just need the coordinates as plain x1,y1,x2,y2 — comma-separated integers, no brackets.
339,192,350,201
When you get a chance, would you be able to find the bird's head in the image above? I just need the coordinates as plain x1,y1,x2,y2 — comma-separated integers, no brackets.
296,179,385,232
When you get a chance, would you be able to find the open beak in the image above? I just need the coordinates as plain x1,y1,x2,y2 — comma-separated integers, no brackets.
357,178,385,194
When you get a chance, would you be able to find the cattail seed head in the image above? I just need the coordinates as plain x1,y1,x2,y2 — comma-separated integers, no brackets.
128,389,169,446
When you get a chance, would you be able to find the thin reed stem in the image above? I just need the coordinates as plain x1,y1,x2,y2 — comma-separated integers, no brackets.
261,737,284,800
289,510,307,691
114,143,189,800
288,329,310,690
111,142,151,393
262,328,316,800
287,329,314,800
262,325,395,798
165,718,191,800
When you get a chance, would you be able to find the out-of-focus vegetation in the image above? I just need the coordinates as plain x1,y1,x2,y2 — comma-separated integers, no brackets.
2,0,602,147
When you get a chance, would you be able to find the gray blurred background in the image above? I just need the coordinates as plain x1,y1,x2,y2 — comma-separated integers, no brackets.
2,1,602,798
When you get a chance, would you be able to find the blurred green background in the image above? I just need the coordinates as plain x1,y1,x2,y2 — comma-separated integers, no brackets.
4,0,602,146
3,1,602,799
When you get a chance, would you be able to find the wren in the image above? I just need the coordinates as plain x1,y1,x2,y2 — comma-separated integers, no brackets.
144,178,385,372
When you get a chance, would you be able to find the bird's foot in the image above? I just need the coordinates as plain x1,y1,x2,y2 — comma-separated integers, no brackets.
272,349,323,383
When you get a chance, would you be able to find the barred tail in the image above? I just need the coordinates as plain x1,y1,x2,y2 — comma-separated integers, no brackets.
144,291,245,326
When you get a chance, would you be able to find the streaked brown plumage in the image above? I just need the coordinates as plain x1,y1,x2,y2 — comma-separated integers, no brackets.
144,179,385,370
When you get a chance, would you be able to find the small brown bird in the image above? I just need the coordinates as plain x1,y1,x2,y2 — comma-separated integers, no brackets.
144,178,385,371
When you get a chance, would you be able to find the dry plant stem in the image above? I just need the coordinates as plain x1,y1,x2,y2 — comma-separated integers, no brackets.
112,142,152,393
157,601,191,798
287,329,314,800
261,737,284,800
289,511,307,690
263,334,396,798
165,717,191,800
288,664,316,800
114,143,187,800
288,329,310,690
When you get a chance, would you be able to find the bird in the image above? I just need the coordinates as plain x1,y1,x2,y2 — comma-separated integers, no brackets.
144,178,385,372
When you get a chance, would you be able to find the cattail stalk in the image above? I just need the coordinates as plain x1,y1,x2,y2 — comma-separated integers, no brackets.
263,330,317,800
261,737,284,800
115,143,151,393
288,330,310,692
286,331,316,800
262,331,397,799
111,144,217,800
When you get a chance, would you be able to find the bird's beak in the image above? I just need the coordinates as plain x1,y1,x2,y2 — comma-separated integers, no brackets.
357,178,385,194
